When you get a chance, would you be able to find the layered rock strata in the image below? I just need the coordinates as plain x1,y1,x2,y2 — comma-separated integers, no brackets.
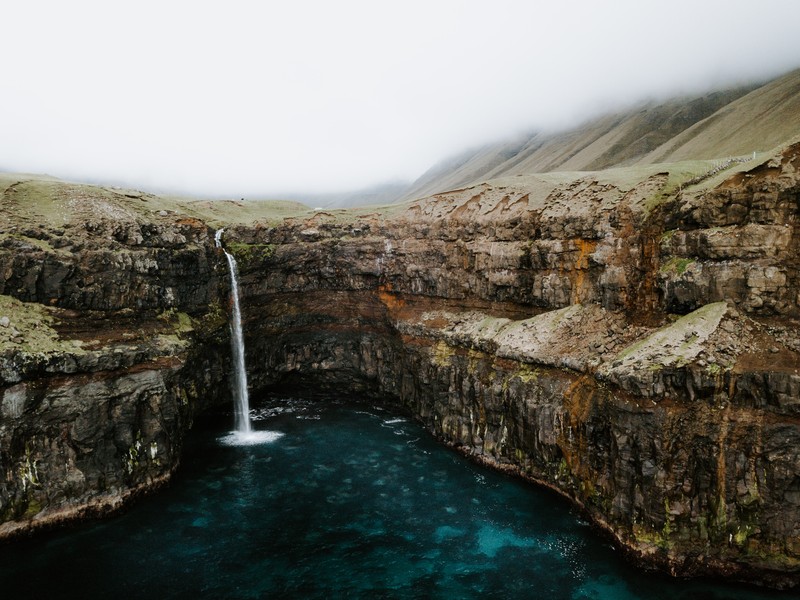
231,144,800,588
0,183,231,537
1,145,799,588
0,298,231,538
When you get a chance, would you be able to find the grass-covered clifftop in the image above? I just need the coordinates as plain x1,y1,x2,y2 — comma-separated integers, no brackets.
0,173,311,237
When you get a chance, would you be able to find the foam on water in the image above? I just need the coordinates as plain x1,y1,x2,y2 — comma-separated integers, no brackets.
218,430,284,446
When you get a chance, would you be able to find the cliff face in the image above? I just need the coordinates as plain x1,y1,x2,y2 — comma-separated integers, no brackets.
0,302,231,538
230,144,800,588
0,181,232,537
0,184,216,312
1,146,799,587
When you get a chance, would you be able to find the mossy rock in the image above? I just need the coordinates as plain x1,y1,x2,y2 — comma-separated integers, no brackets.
0,295,84,355
227,242,276,268
660,256,695,276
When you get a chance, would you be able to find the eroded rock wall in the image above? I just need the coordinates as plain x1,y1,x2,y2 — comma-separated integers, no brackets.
660,151,800,316
0,308,232,539
1,145,799,588
232,284,800,587
228,145,800,587
0,183,218,313
0,189,232,538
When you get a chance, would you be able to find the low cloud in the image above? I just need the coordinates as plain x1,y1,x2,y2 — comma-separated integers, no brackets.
2,0,799,197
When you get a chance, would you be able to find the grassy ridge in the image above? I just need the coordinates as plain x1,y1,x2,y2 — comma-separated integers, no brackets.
0,149,771,237
401,68,800,202
0,173,312,233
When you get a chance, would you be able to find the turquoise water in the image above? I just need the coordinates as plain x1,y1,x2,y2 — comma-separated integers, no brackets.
0,397,793,599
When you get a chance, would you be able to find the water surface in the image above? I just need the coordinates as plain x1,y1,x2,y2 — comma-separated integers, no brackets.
0,397,791,599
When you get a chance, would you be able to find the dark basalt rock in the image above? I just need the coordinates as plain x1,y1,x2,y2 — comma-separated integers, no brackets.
1,144,799,588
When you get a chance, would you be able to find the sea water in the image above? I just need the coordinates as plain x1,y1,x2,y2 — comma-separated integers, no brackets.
0,397,791,599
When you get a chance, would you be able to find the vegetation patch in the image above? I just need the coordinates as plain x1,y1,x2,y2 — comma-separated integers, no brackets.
660,256,695,276
196,300,227,334
610,302,727,370
706,362,722,376
180,198,310,227
632,523,672,551
514,363,540,384
0,295,83,355
228,242,276,268
0,232,67,256
432,340,455,367
158,308,194,336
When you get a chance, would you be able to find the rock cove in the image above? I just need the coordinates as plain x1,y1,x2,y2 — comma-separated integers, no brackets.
1,144,799,588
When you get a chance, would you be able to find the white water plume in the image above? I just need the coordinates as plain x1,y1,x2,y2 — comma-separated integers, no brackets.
216,228,282,443
218,430,284,447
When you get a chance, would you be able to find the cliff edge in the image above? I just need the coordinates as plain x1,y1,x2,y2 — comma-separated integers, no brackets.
1,143,799,587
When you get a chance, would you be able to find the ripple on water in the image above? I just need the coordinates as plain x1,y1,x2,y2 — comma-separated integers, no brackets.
218,430,284,446
434,525,466,543
572,575,638,600
476,524,538,558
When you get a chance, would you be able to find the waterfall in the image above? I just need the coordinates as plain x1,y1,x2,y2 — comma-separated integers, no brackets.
215,229,282,445
215,229,255,435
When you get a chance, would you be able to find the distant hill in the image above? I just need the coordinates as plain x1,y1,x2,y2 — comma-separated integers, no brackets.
282,181,411,209
7,69,798,209
399,68,800,201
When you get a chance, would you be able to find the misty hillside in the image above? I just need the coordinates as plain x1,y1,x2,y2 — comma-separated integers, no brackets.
399,68,800,202
284,181,411,209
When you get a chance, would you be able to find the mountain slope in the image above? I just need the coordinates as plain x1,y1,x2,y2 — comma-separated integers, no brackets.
401,68,800,201
640,69,800,163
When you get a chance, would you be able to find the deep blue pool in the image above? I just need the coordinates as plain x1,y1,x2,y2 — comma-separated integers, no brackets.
0,397,792,599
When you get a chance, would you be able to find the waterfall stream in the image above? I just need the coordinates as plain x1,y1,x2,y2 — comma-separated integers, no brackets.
215,229,282,445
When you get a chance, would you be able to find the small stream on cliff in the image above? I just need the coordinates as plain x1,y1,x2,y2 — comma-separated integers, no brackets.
0,397,790,599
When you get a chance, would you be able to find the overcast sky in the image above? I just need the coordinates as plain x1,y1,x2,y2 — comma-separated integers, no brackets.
2,0,800,197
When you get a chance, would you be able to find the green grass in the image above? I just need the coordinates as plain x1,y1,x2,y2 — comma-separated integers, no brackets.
0,172,314,232
0,295,84,355
660,256,695,276
0,135,790,237
178,198,311,227
227,242,276,267
490,158,736,216
611,302,728,369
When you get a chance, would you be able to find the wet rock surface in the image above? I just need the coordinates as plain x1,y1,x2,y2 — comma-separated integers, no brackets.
1,145,799,587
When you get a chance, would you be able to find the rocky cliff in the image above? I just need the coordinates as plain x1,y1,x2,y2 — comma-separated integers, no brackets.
1,145,799,588
229,144,800,588
0,179,232,537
